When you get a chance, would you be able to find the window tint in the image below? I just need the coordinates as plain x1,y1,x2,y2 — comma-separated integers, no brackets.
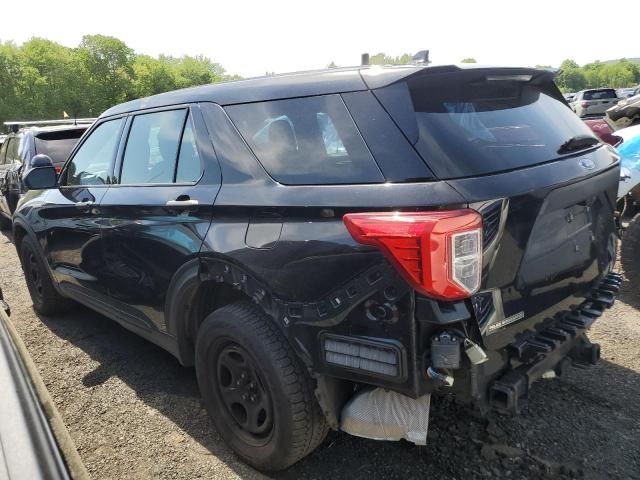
120,109,187,185
226,95,383,185
377,73,597,179
176,115,202,183
0,139,9,164
65,118,123,186
583,89,617,100
34,129,86,165
6,136,22,163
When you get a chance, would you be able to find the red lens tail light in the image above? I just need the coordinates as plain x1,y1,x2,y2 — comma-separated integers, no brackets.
54,165,62,174
581,101,589,108
343,210,483,300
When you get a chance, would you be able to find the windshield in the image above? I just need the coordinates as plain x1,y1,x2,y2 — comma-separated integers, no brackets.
34,129,86,165
376,71,596,179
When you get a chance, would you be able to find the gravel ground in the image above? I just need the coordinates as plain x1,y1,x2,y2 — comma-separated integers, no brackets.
1,227,639,480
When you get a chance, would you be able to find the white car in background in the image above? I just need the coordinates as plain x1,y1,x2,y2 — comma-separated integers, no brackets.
572,88,619,117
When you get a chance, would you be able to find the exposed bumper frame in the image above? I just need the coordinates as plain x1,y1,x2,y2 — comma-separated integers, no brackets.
488,272,622,415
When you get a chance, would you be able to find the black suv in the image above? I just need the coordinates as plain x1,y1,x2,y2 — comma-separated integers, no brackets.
0,123,90,225
13,64,621,471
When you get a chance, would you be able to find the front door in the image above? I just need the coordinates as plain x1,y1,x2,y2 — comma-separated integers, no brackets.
44,116,126,296
99,105,220,331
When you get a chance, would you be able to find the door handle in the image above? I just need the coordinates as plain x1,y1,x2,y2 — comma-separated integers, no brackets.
165,199,199,207
75,200,94,208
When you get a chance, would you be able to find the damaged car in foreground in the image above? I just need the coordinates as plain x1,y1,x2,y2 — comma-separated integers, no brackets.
0,287,89,479
13,63,621,471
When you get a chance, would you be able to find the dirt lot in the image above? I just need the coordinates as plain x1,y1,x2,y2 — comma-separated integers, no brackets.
1,227,639,480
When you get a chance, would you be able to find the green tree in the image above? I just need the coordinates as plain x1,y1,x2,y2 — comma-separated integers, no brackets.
0,41,21,125
76,34,135,113
131,55,177,98
461,58,477,63
556,67,587,92
560,59,579,70
172,55,226,89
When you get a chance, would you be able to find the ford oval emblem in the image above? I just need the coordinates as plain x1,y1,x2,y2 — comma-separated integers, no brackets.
579,158,595,170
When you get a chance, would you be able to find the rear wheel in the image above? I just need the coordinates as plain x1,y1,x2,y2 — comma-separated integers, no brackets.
195,301,328,471
20,236,74,315
621,213,640,284
0,214,10,230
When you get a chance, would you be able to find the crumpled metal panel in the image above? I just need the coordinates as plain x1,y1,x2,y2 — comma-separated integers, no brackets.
340,388,430,445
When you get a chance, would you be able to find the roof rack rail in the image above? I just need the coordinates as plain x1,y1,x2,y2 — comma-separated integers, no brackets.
3,118,97,127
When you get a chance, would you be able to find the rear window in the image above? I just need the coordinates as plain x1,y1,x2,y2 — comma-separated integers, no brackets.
225,95,384,185
34,129,86,165
583,89,617,100
376,71,596,179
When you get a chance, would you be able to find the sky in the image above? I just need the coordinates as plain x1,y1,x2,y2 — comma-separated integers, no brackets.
1,0,637,78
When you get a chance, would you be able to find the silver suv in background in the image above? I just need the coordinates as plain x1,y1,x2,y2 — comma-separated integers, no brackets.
572,88,619,117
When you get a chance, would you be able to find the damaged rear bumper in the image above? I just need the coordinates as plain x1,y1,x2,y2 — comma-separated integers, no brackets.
488,272,621,415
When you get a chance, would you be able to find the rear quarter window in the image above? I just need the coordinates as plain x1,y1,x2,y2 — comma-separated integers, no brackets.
225,95,384,185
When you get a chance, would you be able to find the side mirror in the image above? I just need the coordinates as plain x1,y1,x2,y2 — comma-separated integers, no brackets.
24,155,57,190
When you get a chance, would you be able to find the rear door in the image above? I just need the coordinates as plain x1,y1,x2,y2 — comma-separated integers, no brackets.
0,135,26,215
99,104,220,331
0,137,12,216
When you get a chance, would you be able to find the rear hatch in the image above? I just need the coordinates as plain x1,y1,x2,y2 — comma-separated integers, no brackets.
372,66,620,348
34,128,86,174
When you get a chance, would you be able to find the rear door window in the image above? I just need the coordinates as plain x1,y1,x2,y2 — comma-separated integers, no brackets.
375,71,597,179
119,109,202,185
225,95,383,185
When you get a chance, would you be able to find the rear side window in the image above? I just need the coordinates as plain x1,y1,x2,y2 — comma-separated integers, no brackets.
376,71,597,179
225,95,383,185
120,109,187,184
34,129,85,165
176,117,202,183
583,89,617,100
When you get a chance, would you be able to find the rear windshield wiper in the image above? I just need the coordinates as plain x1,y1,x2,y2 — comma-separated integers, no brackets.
557,135,600,155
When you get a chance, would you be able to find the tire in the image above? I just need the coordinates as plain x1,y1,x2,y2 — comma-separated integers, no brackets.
622,213,640,284
20,235,74,315
195,301,328,471
0,214,10,230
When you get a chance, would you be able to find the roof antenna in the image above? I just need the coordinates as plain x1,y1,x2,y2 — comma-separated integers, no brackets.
361,53,370,66
411,50,430,65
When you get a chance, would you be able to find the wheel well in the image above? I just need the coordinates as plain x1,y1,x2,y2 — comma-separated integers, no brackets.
179,280,251,366
12,225,27,258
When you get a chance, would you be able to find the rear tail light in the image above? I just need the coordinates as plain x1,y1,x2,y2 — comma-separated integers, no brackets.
54,165,62,174
343,210,482,300
581,101,589,108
